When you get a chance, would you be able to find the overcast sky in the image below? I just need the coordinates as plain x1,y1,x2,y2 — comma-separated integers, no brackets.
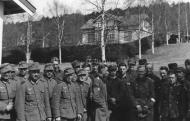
5,0,190,23
28,0,190,16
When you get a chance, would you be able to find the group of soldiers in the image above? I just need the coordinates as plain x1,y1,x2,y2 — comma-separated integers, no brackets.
0,57,190,121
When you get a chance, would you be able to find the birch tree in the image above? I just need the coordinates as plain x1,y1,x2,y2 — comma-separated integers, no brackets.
48,0,68,63
85,0,107,62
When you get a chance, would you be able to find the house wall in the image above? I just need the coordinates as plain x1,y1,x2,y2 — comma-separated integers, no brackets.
81,19,152,45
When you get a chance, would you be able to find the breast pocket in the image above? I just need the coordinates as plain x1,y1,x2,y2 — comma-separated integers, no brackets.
0,88,8,100
26,88,35,101
61,90,70,99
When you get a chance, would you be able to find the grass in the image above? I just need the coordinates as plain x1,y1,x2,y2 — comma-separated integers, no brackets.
143,43,190,70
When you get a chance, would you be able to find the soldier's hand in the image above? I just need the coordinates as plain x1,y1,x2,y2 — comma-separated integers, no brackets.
55,117,61,121
110,98,116,104
6,102,13,111
136,105,142,112
77,114,82,121
47,117,52,121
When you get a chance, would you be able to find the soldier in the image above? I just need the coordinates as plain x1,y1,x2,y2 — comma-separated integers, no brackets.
88,65,108,121
98,64,108,83
127,59,137,80
160,71,182,121
52,68,82,121
43,63,57,117
82,63,92,85
145,63,160,121
132,65,155,121
160,66,168,80
176,67,190,121
72,60,82,74
15,62,52,121
107,65,123,121
90,62,99,77
15,61,28,85
51,57,62,78
75,69,90,121
0,64,17,121
82,63,91,76
117,62,136,121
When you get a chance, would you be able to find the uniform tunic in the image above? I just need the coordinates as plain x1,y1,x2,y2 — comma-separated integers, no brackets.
15,79,51,121
52,81,82,119
0,80,17,120
75,81,90,121
89,74,108,121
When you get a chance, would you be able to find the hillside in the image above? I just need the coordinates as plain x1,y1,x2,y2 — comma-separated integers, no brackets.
143,43,190,70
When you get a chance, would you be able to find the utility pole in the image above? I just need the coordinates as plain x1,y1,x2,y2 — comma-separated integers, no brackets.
101,0,106,62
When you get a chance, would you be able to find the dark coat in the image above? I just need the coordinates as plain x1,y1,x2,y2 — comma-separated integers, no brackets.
106,76,123,111
132,77,155,121
15,78,52,121
160,79,189,119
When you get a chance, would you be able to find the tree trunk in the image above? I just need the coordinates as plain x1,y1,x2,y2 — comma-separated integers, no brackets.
178,3,181,43
138,7,142,59
59,40,62,64
151,11,155,54
185,3,189,42
101,2,106,62
26,17,31,63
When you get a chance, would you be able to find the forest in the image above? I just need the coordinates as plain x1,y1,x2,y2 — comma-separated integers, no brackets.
2,2,190,63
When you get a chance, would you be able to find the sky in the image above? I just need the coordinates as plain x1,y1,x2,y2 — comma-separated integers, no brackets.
28,0,190,16
5,0,190,23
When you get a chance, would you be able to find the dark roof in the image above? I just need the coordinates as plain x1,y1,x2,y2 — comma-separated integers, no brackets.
81,13,149,30
81,19,94,30
3,0,36,15
120,13,149,27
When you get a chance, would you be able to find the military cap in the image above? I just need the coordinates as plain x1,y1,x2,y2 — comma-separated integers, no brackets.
168,63,178,70
128,59,136,65
1,64,12,73
64,68,75,76
176,67,185,73
72,60,81,68
0,63,9,68
139,59,147,65
77,69,87,76
185,59,190,65
108,65,117,72
44,63,54,71
18,61,28,69
29,62,40,71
